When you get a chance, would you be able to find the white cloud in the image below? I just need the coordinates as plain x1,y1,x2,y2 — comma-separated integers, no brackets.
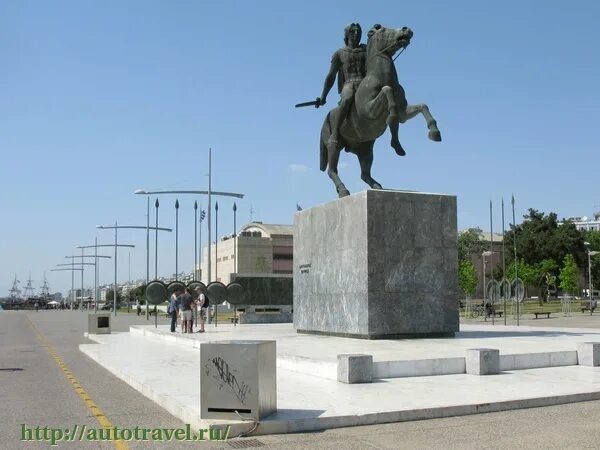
289,164,309,173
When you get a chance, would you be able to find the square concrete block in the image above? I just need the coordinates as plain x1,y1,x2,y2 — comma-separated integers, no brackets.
200,340,276,420
87,313,111,334
338,354,373,383
466,348,499,375
293,190,459,339
577,342,600,367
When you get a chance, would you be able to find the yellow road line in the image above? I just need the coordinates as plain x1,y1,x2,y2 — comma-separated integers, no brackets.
26,316,128,450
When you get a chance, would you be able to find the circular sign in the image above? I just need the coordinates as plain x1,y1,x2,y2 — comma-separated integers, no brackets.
146,280,168,305
226,283,245,305
485,280,498,303
207,281,227,304
187,281,206,300
167,281,186,297
499,279,511,300
511,278,525,302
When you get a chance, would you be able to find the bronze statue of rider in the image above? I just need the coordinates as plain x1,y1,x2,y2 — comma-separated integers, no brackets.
317,23,367,146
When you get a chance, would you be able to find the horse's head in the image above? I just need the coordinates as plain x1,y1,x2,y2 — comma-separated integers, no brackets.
366,24,413,58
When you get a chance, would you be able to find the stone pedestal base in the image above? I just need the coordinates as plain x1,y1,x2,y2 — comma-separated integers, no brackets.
293,190,459,339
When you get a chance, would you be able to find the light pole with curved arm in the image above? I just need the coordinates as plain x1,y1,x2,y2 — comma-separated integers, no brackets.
134,149,244,285
96,224,170,318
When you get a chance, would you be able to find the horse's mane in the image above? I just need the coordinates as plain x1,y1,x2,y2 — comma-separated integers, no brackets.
365,25,384,71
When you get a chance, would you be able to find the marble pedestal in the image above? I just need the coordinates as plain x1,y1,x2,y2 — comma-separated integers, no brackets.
293,190,459,339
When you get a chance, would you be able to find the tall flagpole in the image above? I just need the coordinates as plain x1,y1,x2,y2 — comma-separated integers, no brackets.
207,148,212,284
489,200,494,325
502,198,506,326
512,195,519,326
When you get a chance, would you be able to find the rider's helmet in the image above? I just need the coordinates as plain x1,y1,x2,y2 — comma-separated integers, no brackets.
344,23,362,46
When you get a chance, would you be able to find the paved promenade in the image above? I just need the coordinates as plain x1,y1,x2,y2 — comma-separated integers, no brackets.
2,310,600,449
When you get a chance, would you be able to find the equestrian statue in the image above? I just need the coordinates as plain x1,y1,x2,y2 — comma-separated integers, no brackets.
298,23,442,198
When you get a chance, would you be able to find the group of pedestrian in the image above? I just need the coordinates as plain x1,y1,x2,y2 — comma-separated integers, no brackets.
168,286,208,333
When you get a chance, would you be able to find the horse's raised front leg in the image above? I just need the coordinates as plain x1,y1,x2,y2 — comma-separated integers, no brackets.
327,141,350,198
356,142,382,189
364,86,405,155
403,103,442,142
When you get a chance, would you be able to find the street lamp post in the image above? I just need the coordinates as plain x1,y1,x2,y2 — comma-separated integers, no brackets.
194,201,198,280
97,224,171,318
482,251,499,323
134,149,244,285
175,199,179,281
199,208,205,281
50,267,83,309
58,261,94,309
584,242,599,316
76,244,127,312
233,202,237,274
215,201,219,281
511,195,519,326
155,198,159,279
63,254,112,311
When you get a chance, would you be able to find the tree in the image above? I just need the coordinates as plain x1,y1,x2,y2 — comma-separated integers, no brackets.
559,254,579,297
506,259,537,298
130,284,146,305
458,228,487,262
536,259,558,304
458,260,478,299
105,289,122,303
504,209,587,270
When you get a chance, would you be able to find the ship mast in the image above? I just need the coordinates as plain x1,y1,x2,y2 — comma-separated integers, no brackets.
23,272,35,299
9,275,21,300
40,273,51,300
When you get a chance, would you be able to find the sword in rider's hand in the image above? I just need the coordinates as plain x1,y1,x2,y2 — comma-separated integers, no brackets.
295,97,323,108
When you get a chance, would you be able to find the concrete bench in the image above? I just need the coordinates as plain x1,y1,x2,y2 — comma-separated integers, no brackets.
533,311,551,319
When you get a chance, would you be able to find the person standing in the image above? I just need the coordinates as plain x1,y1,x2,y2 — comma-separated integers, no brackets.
195,288,207,333
168,287,181,333
178,288,194,333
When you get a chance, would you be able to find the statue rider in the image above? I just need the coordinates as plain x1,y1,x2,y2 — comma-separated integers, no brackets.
317,23,366,147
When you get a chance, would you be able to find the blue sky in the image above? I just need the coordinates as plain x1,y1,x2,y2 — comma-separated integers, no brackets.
1,0,599,296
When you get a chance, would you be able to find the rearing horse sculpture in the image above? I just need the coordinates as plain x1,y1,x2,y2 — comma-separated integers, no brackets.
320,24,442,197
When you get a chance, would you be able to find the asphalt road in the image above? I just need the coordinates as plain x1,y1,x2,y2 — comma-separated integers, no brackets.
2,310,600,449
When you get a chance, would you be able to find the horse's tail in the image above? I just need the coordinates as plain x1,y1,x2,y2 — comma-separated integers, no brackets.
320,113,331,171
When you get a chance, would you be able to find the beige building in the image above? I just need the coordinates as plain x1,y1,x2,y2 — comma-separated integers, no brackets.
200,222,293,284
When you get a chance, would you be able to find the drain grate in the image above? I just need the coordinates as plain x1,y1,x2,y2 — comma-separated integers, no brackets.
0,368,24,371
227,438,265,448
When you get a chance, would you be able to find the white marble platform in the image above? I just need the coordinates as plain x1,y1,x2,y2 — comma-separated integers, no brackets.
128,323,600,379
79,323,600,436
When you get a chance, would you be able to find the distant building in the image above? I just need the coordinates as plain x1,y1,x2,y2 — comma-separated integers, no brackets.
200,222,293,284
562,213,600,232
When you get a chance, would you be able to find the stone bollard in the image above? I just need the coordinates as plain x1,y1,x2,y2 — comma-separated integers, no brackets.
466,348,499,375
577,342,600,367
338,354,373,384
